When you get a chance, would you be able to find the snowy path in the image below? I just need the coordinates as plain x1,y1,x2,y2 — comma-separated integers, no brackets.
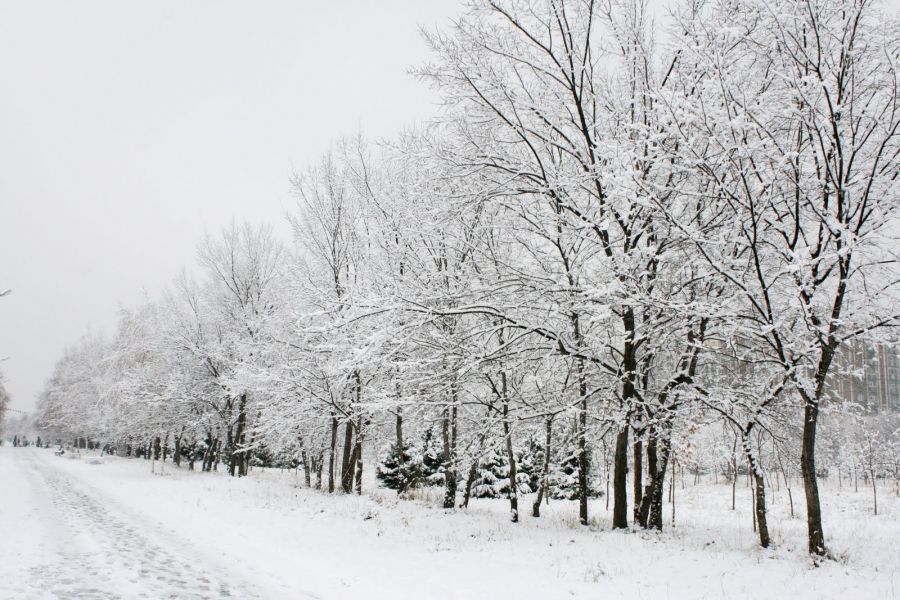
2,446,898,600
0,449,266,600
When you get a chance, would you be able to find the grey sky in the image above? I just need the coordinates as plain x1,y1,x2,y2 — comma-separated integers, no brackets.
0,0,461,413
3,0,899,415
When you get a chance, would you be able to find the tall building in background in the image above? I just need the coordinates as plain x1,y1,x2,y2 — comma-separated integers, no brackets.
831,341,900,414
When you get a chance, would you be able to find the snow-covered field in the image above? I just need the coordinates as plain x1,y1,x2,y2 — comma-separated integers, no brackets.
1,446,897,600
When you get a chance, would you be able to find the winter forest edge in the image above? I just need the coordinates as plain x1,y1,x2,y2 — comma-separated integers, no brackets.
4,0,900,590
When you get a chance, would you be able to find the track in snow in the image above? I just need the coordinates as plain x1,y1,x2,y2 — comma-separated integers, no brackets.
3,449,262,600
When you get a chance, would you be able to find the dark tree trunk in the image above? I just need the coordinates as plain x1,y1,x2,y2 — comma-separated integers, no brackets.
395,410,404,461
188,443,196,471
345,439,360,494
648,442,671,531
871,469,878,515
633,437,643,524
301,449,311,487
229,393,248,477
341,420,355,493
202,437,211,472
753,469,770,547
638,427,671,531
354,416,364,495
462,458,479,509
799,398,827,555
462,423,489,509
174,433,181,467
740,430,770,548
613,307,638,529
500,371,518,523
576,363,589,526
395,410,408,494
328,415,338,493
441,401,458,509
213,437,221,471
612,425,630,529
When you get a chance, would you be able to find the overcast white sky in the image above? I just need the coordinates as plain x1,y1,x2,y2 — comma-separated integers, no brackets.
0,0,462,413
2,0,899,415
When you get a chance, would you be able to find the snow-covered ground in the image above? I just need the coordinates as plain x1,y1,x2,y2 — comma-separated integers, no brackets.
1,446,897,600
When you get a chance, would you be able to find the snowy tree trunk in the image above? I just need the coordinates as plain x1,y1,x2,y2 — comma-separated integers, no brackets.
871,469,878,516
614,311,638,529
441,398,458,509
328,415,338,493
462,422,489,509
354,415,363,495
613,425,629,529
799,397,826,556
633,437,643,524
395,410,404,491
649,435,671,531
500,371,518,523
301,448,311,487
741,429,770,548
174,427,183,467
229,393,248,477
340,420,355,493
532,418,552,518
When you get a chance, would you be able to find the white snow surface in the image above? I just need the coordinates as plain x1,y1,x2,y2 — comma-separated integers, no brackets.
1,446,897,600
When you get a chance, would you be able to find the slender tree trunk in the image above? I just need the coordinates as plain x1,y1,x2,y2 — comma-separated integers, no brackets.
328,415,338,493
633,436,643,523
229,393,248,477
316,450,324,489
650,434,672,530
500,371,518,522
604,441,610,511
395,378,406,492
799,398,827,555
174,427,183,467
731,434,738,511
612,425,629,528
576,358,589,526
354,416,364,495
301,448,311,487
871,469,878,515
213,437,221,471
533,418,552,518
442,400,459,509
341,420,355,493
462,421,488,509
638,433,657,528
753,469,770,546
741,430,770,548
776,451,794,518
395,408,405,490
462,457,479,509
670,455,676,528
613,308,638,529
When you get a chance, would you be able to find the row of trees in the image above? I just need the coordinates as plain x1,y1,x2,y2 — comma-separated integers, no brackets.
0,287,11,438
35,0,900,557
0,380,9,440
